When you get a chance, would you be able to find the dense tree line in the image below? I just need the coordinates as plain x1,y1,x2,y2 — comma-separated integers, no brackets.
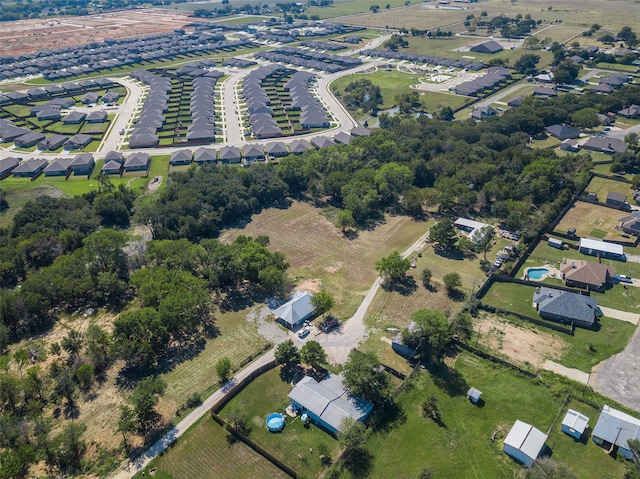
132,87,640,247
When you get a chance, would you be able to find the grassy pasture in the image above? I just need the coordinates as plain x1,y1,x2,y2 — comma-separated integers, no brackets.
133,414,289,479
220,367,341,478
331,69,470,115
481,281,636,372
306,0,422,20
351,352,625,479
553,201,627,242
219,201,429,319
343,0,639,35
157,308,270,417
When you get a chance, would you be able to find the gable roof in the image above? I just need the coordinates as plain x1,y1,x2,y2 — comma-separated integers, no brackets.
607,192,627,203
13,158,47,174
504,420,547,461
288,374,373,433
219,145,241,161
0,157,20,174
593,405,640,449
533,287,598,326
559,260,614,288
334,131,352,145
104,151,124,163
562,409,589,434
170,149,193,163
266,141,288,156
63,111,87,123
273,290,314,327
583,136,627,153
579,237,624,256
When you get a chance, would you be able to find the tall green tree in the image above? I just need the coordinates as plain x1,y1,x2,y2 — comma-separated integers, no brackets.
443,272,462,297
514,53,540,74
404,309,453,360
342,350,389,405
429,219,458,250
274,339,300,366
375,251,410,284
300,341,328,370
215,357,233,383
311,290,335,317
129,377,167,435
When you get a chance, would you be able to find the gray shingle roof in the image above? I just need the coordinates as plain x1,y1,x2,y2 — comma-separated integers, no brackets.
533,287,597,326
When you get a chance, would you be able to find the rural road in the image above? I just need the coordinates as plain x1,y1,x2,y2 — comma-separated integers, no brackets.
305,228,431,364
109,221,431,478
109,349,275,479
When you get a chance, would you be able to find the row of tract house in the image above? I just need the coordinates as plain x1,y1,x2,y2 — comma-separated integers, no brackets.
168,126,370,166
254,46,362,73
0,30,251,82
0,153,94,179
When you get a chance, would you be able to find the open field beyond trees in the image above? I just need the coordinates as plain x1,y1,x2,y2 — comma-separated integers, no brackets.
341,0,640,37
219,201,429,319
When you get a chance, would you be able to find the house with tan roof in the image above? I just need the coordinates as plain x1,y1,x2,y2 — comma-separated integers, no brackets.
559,259,614,292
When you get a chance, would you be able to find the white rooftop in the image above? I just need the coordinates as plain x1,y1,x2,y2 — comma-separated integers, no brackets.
562,409,589,434
504,420,548,461
579,238,624,255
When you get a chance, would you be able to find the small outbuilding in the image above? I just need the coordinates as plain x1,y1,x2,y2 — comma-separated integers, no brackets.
466,387,482,404
503,420,548,467
548,237,563,249
561,409,589,440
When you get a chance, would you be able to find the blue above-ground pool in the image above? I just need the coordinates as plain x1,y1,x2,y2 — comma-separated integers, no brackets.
266,413,286,432
527,267,549,280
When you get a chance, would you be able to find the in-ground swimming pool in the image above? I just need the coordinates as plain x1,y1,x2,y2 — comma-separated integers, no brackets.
527,267,549,280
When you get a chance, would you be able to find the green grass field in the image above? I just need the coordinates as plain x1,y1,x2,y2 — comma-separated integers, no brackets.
157,308,271,416
585,176,635,199
554,201,627,242
132,414,289,479
331,70,468,112
306,0,422,20
219,201,429,319
482,282,636,372
219,367,341,478
349,351,626,479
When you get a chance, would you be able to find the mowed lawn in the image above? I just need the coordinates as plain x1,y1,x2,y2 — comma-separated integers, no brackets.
352,352,625,479
219,367,341,478
0,155,171,220
157,308,271,418
585,176,634,202
517,239,640,280
482,282,636,372
219,201,429,319
132,414,289,479
330,70,469,114
554,201,626,241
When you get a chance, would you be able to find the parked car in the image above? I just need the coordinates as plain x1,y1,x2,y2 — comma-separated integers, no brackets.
615,274,633,284
319,317,339,333
297,327,310,339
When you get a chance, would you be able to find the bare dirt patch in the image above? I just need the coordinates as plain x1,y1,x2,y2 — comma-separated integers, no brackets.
0,9,194,56
296,278,322,293
474,313,565,369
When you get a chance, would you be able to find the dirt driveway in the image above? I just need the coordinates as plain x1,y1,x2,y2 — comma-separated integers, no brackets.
591,325,640,412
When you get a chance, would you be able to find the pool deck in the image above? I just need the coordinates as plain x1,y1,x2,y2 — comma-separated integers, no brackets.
523,264,560,281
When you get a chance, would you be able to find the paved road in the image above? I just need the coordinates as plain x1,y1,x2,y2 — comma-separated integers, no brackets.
108,349,275,479
98,77,146,153
591,325,640,412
